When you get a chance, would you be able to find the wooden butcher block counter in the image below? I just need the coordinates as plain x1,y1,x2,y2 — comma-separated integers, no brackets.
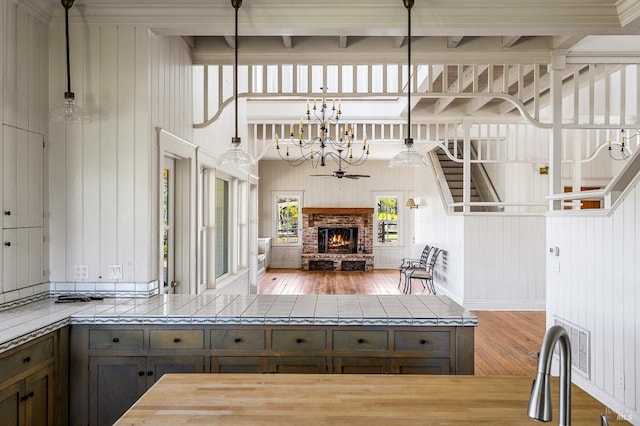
115,373,627,425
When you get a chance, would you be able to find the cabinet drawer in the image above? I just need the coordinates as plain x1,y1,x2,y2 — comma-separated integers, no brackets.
211,329,265,350
333,330,388,351
0,336,54,383
149,329,204,349
271,330,326,351
89,330,144,350
394,331,451,352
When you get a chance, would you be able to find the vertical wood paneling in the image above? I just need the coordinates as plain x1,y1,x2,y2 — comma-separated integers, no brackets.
547,180,640,417
98,26,119,281
3,2,16,126
15,6,27,129
464,214,545,308
134,28,151,282
117,27,136,281
82,26,102,279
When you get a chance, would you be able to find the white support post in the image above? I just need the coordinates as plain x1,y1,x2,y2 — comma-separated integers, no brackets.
549,51,566,211
463,117,472,213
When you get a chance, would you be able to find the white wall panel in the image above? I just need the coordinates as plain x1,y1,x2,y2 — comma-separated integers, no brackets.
547,181,639,422
47,22,193,286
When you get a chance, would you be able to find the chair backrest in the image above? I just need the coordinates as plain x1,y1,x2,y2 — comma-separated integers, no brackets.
418,245,432,267
425,248,441,272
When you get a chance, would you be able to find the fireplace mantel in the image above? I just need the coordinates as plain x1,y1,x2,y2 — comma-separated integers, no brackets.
302,207,374,215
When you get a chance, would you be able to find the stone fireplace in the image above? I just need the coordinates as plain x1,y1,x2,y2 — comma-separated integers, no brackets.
301,208,374,271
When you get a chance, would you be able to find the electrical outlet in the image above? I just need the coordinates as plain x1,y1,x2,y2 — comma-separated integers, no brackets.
74,264,89,280
617,374,625,389
108,264,123,279
551,258,560,272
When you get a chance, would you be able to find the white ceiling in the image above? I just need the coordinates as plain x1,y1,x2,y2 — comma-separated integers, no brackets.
49,0,640,160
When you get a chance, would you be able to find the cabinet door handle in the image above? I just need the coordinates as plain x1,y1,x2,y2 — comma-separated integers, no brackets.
147,371,154,376
296,338,304,344
3,211,10,215
173,337,181,343
112,337,120,343
420,339,427,345
234,338,242,343
138,371,145,376
23,356,31,363
358,338,365,344
4,242,10,247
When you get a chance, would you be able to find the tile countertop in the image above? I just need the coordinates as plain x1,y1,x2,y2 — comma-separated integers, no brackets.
0,294,477,354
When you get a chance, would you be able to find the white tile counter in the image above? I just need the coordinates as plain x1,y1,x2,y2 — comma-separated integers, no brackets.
0,294,477,353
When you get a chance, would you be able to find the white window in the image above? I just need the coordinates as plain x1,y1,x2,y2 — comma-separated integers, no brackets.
274,193,302,245
375,195,399,245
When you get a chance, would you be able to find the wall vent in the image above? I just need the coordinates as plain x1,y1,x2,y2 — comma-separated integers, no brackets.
554,317,590,379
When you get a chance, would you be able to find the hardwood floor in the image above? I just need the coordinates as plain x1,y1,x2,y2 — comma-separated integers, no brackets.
258,268,547,377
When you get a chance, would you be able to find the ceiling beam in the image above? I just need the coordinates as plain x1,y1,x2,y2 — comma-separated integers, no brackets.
502,36,521,48
339,36,348,48
282,35,293,49
448,36,464,48
224,35,235,49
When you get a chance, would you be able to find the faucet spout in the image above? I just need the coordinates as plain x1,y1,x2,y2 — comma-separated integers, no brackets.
528,325,572,425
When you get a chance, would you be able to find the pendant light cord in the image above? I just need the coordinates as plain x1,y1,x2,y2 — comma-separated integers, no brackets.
405,0,414,145
233,0,241,144
64,1,72,98
407,3,411,141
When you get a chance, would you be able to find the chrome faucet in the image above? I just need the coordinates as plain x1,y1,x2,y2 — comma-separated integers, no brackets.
528,325,572,425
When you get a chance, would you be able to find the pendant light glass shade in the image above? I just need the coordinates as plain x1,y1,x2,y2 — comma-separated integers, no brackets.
218,138,256,167
217,0,256,167
388,138,427,168
50,94,91,124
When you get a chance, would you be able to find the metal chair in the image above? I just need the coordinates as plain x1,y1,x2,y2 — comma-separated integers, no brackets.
397,245,432,289
404,248,441,294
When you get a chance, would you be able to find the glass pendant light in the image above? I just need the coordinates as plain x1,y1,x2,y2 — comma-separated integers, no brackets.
389,0,426,168
50,0,91,124
218,0,256,167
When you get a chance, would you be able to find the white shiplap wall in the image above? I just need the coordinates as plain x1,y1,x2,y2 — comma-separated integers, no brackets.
547,181,639,422
48,21,193,287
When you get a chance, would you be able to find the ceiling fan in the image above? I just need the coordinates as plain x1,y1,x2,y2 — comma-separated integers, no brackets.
310,168,370,179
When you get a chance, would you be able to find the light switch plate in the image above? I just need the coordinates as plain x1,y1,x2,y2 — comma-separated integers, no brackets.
108,264,123,279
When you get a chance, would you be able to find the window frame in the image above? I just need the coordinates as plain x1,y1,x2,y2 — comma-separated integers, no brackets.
373,193,402,247
272,191,303,246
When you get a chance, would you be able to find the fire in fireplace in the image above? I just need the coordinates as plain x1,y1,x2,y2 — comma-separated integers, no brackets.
318,227,358,254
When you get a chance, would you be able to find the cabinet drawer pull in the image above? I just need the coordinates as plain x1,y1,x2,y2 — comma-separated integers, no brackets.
3,211,10,215
138,371,145,376
295,338,304,344
4,242,10,247
112,337,120,343
234,338,242,343
358,338,365,344
23,356,31,363
420,339,427,345
173,337,181,343
147,371,154,376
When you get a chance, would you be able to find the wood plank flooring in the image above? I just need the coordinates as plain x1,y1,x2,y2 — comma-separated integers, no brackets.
258,269,547,377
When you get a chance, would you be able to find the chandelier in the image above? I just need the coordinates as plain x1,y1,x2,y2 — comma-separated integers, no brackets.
608,129,635,161
276,90,370,169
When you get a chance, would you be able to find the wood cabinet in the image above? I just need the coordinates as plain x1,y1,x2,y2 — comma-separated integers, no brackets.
89,355,205,426
70,324,473,425
1,125,44,293
0,329,66,426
